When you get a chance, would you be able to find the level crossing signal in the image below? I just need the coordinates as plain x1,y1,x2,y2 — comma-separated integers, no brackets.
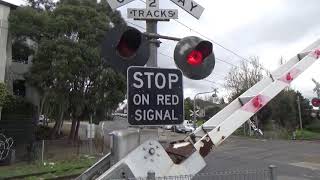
174,36,215,80
101,26,150,74
101,27,215,79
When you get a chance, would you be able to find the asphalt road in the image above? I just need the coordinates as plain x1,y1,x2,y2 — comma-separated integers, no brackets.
199,136,320,180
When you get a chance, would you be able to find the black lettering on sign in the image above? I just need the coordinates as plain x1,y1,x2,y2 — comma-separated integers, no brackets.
139,10,144,17
128,67,183,126
130,9,137,16
161,10,167,18
190,1,198,11
146,10,153,17
148,0,156,8
177,0,185,6
154,10,159,17
168,10,175,18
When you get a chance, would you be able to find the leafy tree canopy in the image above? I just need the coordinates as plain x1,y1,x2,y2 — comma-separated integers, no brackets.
9,0,127,138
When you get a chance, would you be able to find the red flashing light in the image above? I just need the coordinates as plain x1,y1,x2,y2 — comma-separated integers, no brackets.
312,98,320,107
117,38,135,58
252,96,262,108
187,50,203,66
314,49,320,59
286,73,293,81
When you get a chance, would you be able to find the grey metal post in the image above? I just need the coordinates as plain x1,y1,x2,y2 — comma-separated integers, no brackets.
269,165,277,180
193,95,197,129
193,90,217,128
297,96,303,130
147,171,156,180
89,114,93,154
41,140,44,164
146,20,158,67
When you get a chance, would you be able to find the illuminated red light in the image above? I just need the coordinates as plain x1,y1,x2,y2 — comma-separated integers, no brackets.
314,49,320,59
117,38,135,58
312,98,320,107
252,96,262,108
187,50,203,66
286,73,293,81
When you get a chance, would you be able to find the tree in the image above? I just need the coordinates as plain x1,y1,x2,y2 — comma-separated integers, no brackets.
0,83,8,107
0,83,8,120
9,0,126,140
204,106,221,120
184,98,193,120
224,57,266,101
268,89,313,131
224,57,268,132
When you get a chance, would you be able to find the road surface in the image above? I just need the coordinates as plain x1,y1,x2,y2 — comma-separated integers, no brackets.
200,136,320,180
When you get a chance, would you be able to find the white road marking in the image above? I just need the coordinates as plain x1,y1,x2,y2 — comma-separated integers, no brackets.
290,162,320,171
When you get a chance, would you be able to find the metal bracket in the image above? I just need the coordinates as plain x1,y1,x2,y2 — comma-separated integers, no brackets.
198,135,214,157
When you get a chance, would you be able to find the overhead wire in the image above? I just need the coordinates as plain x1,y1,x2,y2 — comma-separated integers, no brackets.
136,0,252,65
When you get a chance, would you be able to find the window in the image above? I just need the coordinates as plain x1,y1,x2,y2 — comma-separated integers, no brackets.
12,41,32,64
13,80,26,97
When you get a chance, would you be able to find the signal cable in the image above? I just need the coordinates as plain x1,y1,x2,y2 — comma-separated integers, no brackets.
136,0,252,65
126,20,238,68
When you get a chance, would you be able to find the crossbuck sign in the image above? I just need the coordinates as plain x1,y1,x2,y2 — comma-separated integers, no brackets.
127,67,184,126
107,0,204,20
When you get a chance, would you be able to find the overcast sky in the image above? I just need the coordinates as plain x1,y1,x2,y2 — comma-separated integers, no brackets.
7,0,320,100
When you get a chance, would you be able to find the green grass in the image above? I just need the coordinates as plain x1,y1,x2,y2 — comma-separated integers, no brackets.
0,155,97,179
196,119,205,127
295,129,320,140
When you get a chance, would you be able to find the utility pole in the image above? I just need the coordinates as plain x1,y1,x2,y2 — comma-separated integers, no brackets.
297,96,303,130
146,20,159,67
193,89,217,128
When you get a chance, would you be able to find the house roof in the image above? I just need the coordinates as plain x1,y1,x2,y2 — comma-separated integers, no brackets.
0,0,19,8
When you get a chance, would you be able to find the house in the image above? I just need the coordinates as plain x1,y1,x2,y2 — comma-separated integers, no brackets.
0,0,40,110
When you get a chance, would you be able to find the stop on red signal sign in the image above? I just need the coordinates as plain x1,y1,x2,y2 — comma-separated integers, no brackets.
311,98,320,107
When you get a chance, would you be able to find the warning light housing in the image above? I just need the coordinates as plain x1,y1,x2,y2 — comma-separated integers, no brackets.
174,36,215,80
101,26,150,74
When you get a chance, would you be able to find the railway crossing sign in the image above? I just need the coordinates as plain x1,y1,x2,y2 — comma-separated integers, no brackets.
128,0,178,20
107,0,204,20
127,67,184,126
127,8,178,20
107,0,135,10
170,0,204,19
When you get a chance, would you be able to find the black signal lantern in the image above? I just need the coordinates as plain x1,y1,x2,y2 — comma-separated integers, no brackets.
101,26,150,74
174,36,215,80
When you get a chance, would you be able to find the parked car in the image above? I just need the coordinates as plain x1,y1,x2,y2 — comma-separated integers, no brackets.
164,125,173,130
174,120,195,133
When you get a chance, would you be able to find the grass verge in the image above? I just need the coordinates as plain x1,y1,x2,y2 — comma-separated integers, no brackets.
295,129,320,140
0,155,97,179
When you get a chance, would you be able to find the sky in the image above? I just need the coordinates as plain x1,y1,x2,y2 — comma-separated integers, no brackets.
6,0,320,100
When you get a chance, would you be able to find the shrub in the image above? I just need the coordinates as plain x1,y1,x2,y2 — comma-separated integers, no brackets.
0,83,8,106
305,120,320,133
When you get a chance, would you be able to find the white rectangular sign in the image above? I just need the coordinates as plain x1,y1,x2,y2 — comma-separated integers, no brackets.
107,0,135,10
127,8,178,20
170,0,204,19
146,0,159,9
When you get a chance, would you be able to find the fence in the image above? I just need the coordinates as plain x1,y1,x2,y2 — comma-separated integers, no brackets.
34,139,104,162
111,165,277,180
